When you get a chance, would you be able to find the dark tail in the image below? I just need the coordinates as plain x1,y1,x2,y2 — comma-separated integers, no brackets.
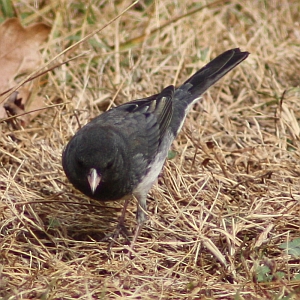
176,48,249,103
170,48,249,135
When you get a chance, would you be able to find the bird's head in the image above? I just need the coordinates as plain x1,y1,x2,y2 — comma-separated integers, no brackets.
62,125,127,199
74,147,116,194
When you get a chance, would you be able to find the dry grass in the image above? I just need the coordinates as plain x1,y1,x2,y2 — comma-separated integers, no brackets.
1,0,300,299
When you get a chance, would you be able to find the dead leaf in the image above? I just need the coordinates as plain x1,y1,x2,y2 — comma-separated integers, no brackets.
0,18,51,125
3,91,30,128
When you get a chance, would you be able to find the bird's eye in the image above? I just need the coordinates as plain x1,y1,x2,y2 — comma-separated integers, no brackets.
77,158,85,167
106,161,113,169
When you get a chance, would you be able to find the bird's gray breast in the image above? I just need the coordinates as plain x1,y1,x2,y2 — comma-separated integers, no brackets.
133,131,174,197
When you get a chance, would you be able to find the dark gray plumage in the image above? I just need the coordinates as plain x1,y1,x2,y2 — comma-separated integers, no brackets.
62,48,249,242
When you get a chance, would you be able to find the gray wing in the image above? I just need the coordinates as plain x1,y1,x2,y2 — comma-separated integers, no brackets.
90,85,174,184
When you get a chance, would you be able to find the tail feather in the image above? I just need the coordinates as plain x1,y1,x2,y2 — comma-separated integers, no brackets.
180,48,249,101
170,48,249,136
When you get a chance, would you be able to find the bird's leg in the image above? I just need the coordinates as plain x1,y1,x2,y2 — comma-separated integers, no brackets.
103,193,149,254
130,223,143,250
115,196,132,237
128,194,148,252
102,196,131,246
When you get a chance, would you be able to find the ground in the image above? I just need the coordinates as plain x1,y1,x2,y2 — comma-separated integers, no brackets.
1,0,300,299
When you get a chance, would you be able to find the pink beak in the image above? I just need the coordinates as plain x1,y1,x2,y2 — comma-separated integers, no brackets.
87,168,101,194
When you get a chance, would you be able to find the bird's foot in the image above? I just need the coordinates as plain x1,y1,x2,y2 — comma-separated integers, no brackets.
125,223,144,258
101,221,131,250
100,197,132,250
100,221,145,258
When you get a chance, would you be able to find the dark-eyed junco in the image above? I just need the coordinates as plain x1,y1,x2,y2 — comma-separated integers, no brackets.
62,48,249,245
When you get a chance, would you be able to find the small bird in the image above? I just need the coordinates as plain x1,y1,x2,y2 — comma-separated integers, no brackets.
62,48,249,245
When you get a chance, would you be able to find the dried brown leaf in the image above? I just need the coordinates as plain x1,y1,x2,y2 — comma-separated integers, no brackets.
0,17,51,123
